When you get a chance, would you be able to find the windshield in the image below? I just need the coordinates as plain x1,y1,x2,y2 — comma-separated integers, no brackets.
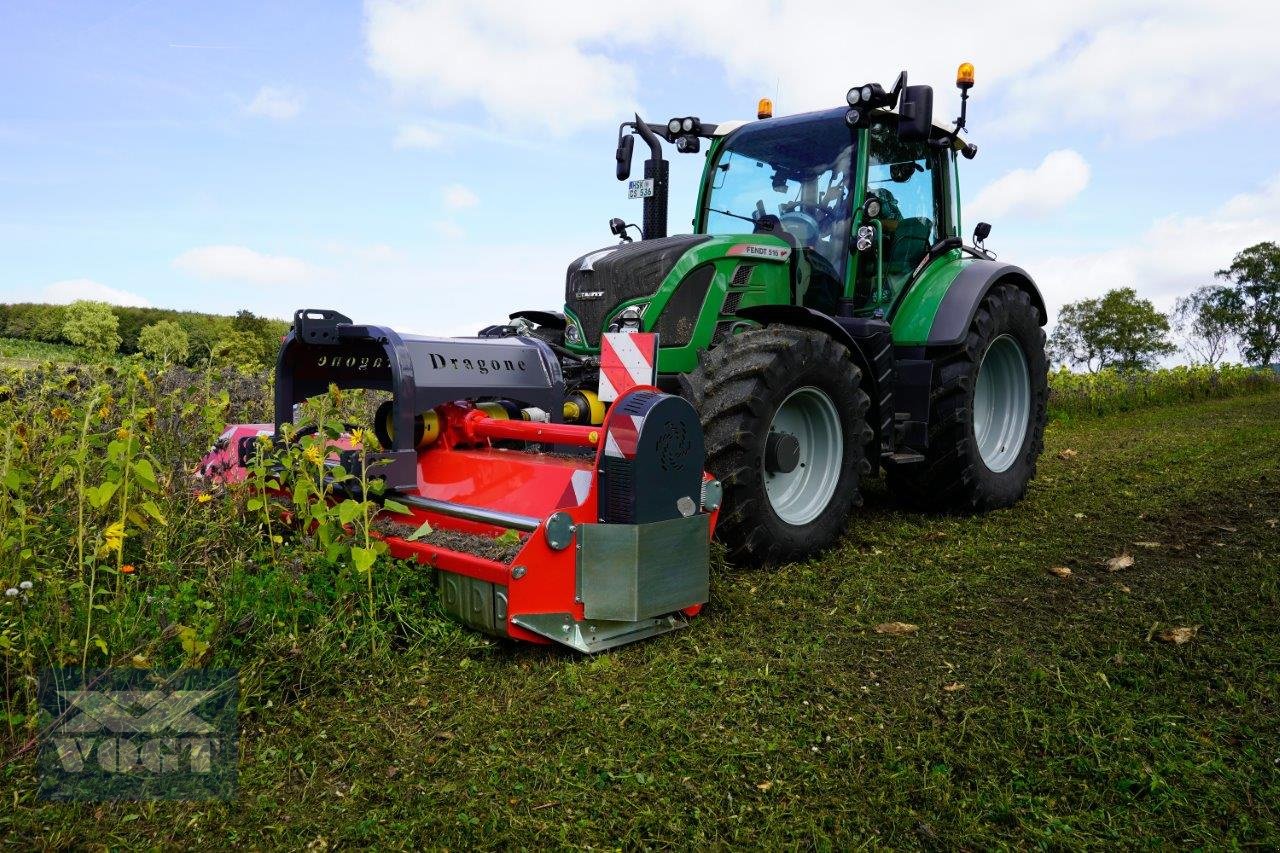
702,112,856,278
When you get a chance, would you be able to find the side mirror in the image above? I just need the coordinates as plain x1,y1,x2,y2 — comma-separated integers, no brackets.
897,85,933,142
615,134,634,181
973,222,992,243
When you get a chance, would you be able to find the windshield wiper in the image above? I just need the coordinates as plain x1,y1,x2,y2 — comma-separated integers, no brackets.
707,207,756,224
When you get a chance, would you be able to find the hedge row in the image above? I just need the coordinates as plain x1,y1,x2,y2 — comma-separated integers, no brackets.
0,302,289,367
1047,363,1280,421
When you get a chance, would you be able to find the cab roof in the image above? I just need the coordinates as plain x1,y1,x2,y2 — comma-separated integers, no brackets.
712,106,968,151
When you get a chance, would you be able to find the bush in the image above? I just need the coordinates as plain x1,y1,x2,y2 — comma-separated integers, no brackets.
0,359,437,743
1048,363,1280,421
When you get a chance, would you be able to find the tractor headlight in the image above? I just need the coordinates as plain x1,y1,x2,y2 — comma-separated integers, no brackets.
863,197,882,218
565,318,583,344
681,117,695,132
861,85,873,102
856,225,875,252
846,87,861,105
616,303,646,331
667,118,682,135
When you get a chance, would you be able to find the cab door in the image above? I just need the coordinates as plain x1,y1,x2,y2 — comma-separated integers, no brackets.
848,120,955,313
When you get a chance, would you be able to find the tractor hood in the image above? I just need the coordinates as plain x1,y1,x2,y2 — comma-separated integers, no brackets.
564,235,710,347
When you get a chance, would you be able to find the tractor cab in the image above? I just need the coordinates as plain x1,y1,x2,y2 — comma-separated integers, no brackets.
694,103,970,321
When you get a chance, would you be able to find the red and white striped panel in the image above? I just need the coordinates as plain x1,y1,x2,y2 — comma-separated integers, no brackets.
598,332,657,402
603,413,645,459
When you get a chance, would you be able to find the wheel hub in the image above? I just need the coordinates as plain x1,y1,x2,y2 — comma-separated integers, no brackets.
762,386,843,526
764,432,800,474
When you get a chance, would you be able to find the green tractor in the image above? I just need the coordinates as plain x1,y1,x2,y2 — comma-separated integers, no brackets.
488,64,1048,564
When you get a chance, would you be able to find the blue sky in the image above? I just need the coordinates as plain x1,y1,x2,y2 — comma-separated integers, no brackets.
2,1,1278,347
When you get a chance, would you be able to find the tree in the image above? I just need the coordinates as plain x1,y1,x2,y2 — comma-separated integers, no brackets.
1049,287,1176,372
61,300,121,359
1215,241,1280,367
211,329,274,371
1173,285,1244,367
137,320,190,365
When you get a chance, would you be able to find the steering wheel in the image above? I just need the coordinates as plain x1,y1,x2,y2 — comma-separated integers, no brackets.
752,213,783,235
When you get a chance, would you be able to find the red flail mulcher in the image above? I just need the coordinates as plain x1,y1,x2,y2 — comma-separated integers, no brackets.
202,309,720,652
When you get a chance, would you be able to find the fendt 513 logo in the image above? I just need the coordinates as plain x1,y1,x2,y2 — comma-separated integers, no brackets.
38,669,237,801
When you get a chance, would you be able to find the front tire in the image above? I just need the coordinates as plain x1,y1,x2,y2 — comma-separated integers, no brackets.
888,282,1048,510
687,326,871,565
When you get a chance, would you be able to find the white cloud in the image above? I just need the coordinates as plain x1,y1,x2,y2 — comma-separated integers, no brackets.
42,279,151,307
442,184,478,209
173,245,314,284
364,1,1280,138
392,124,444,150
1028,173,1280,323
971,150,1090,221
246,86,303,120
365,1,638,136
996,3,1280,138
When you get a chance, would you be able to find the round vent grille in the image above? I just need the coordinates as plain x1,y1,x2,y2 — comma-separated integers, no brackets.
656,419,690,471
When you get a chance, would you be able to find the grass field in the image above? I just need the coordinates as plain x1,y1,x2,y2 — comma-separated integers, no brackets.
0,336,99,368
2,384,1277,847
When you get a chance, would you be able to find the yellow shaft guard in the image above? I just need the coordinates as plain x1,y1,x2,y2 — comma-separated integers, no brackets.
580,389,606,425
382,406,440,448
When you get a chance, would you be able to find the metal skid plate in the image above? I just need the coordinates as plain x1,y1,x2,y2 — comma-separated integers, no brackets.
577,514,710,622
512,612,692,654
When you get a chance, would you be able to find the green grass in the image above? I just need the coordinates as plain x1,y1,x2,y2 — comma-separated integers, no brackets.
0,336,99,367
2,391,1277,847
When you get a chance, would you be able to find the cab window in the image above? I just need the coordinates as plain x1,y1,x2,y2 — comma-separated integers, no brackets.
854,121,951,307
702,114,856,280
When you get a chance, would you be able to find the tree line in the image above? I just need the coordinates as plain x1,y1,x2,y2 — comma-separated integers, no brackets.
0,301,289,369
1050,241,1280,372
4,240,1278,375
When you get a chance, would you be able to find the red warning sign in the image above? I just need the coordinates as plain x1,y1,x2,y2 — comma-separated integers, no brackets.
598,332,658,402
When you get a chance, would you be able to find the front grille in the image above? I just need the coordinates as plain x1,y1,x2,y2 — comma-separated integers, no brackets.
564,235,709,346
721,290,743,315
730,263,754,287
651,264,714,348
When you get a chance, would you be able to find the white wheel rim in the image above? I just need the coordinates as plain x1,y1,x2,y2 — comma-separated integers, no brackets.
973,334,1031,473
763,386,843,525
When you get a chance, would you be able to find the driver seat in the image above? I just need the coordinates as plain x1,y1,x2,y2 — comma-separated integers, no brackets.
886,217,933,278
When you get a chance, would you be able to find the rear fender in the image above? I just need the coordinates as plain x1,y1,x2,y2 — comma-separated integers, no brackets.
892,259,1047,347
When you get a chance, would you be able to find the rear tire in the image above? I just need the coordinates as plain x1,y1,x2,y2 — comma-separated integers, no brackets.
887,283,1048,510
686,326,872,565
